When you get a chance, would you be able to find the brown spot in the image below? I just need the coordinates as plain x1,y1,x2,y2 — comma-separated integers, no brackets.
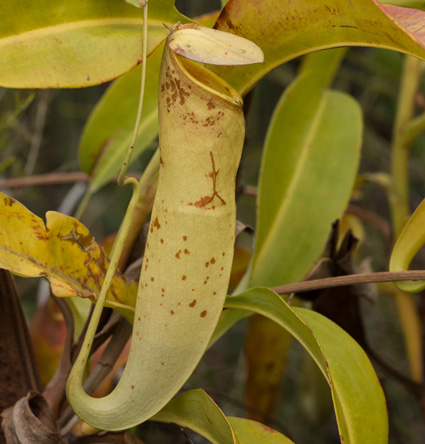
131,385,134,390
189,299,197,307
161,362,165,366
183,236,187,241
160,238,164,244
211,258,216,264
175,250,181,259
184,249,190,254
161,288,165,292
213,292,217,295
207,101,216,110
151,277,154,282
200,310,207,318
3,197,15,207
86,75,90,81
182,275,187,280
204,281,208,285
205,262,209,268
153,217,161,230
170,310,174,315
137,317,141,321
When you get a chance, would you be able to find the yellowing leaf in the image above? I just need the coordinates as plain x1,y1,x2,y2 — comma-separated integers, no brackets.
0,192,136,322
66,24,264,430
0,0,188,88
213,0,425,95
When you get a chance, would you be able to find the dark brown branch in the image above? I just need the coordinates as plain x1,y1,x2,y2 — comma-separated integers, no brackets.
271,270,425,295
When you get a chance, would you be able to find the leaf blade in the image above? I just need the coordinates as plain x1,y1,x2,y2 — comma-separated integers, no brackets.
0,193,136,322
0,0,188,88
152,389,295,444
213,0,425,95
225,288,388,444
250,73,362,287
390,198,425,292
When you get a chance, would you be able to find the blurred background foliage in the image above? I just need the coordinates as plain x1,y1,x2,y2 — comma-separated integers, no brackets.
1,0,425,442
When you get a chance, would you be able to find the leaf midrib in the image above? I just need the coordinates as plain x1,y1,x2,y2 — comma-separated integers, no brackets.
252,92,327,284
0,18,166,47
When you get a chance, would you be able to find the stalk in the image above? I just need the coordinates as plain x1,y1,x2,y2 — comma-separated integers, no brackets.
390,55,423,383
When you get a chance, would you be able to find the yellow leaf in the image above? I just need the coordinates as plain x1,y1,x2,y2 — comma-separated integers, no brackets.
67,24,263,430
0,193,136,322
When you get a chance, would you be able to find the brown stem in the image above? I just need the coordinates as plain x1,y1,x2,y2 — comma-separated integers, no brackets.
271,270,425,295
0,172,89,188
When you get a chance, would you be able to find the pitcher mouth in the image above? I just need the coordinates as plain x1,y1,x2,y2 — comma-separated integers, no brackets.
175,54,243,107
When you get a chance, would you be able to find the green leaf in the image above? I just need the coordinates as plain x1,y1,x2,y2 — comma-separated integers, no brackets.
224,288,388,444
381,0,425,11
213,0,425,95
0,0,188,88
228,417,295,444
390,198,425,292
79,45,162,192
250,72,362,287
299,48,347,88
208,308,250,348
125,0,145,7
152,389,295,444
152,390,239,444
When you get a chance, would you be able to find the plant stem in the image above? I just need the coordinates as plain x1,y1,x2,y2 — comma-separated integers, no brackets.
0,172,89,188
390,55,420,236
117,1,149,186
74,189,92,221
270,269,425,295
25,90,49,175
116,149,159,269
390,55,423,383
403,111,425,147
67,176,140,395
